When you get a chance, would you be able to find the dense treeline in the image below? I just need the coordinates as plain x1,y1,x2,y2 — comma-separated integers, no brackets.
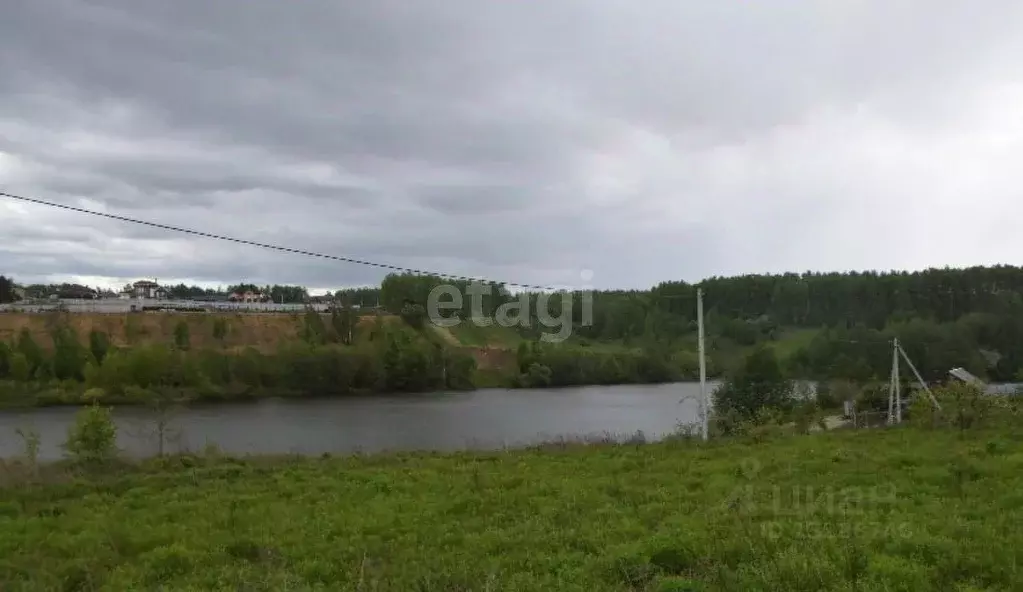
378,265,1023,383
0,314,476,406
513,341,697,388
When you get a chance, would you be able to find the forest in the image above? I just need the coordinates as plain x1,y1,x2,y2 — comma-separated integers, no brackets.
379,265,1023,383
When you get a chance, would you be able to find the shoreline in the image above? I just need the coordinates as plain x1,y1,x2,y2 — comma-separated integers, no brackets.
0,377,709,411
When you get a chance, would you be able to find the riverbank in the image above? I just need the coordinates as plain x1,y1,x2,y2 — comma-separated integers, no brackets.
0,310,714,409
2,424,1021,590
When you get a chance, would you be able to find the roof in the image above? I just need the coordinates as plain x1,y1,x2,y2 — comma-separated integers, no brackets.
133,280,159,287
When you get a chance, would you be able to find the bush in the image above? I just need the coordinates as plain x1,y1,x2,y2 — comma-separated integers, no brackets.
712,346,793,420
63,404,118,465
926,382,1000,431
173,321,191,350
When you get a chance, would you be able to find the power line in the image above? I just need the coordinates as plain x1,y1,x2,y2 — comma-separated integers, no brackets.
0,190,556,290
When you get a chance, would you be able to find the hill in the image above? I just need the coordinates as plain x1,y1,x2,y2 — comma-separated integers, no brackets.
0,311,393,353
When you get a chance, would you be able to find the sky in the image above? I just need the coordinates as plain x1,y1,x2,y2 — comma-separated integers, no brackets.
3,1,1023,293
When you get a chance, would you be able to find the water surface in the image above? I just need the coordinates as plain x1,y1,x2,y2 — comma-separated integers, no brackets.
0,382,714,460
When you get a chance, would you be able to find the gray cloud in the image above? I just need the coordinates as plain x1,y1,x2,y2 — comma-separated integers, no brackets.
3,1,1023,293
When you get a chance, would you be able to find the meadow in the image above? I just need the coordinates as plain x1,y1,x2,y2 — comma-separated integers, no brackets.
1,419,1021,591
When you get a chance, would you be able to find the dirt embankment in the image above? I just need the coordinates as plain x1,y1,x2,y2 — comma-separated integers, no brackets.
0,312,317,352
0,313,517,370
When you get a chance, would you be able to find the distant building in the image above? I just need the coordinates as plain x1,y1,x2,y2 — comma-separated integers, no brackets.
127,280,167,299
228,289,269,303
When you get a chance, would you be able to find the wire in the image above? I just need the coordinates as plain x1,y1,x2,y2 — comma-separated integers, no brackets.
0,190,556,290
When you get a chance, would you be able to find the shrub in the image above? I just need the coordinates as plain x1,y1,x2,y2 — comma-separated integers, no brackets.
173,321,191,350
713,346,793,420
63,404,118,465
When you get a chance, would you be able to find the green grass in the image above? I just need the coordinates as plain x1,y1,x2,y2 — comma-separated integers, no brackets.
448,323,525,348
2,424,1022,590
772,328,821,360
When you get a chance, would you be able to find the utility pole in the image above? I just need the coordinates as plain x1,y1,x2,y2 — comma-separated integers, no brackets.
888,338,899,425
347,293,353,345
894,338,902,423
697,288,708,441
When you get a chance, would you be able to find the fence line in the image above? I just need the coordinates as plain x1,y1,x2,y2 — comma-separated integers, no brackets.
0,298,339,314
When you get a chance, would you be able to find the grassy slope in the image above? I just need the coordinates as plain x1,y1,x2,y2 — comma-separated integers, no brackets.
1,426,1021,590
0,310,820,361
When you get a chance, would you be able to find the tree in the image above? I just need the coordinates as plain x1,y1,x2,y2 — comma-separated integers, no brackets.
0,275,15,303
63,404,118,466
173,321,191,350
713,345,793,420
51,325,88,381
9,352,29,382
212,317,229,345
89,330,110,364
330,301,354,345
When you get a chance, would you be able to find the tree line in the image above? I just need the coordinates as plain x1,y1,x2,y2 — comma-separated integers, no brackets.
0,314,477,406
377,265,1023,383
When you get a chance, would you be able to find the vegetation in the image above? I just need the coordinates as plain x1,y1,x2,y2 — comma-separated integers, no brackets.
0,382,1019,590
379,265,1023,383
0,275,15,304
5,264,1023,405
0,314,482,406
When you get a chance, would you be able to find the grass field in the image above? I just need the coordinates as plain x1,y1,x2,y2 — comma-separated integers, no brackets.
1,423,1021,591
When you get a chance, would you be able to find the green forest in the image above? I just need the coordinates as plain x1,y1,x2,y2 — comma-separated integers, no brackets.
378,265,1023,383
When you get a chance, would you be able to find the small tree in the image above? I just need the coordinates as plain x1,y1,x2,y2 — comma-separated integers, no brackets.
400,303,426,329
142,387,184,457
173,320,191,351
301,308,328,345
929,382,996,433
712,345,793,421
212,317,229,346
89,330,110,364
63,404,118,466
14,426,41,478
9,352,29,382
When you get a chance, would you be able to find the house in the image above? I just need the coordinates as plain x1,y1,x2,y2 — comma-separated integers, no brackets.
129,279,166,299
228,290,269,303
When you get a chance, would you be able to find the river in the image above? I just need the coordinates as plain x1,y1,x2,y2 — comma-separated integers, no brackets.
0,382,717,460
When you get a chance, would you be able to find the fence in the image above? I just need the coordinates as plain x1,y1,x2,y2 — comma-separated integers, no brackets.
0,298,334,314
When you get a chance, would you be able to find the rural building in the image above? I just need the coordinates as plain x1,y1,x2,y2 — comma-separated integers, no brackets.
126,280,167,299
229,289,269,303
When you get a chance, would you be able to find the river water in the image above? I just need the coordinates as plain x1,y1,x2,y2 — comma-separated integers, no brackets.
0,382,716,460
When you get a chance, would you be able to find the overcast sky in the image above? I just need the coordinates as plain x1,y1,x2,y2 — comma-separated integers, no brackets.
3,1,1023,293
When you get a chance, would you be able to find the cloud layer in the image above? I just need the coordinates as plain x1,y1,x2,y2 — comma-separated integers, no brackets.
3,1,1023,291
